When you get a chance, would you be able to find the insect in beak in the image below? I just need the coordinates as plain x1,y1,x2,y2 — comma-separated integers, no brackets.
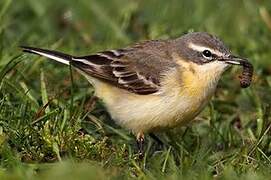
218,55,254,88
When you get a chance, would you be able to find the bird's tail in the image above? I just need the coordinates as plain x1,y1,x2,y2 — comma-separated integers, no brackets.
20,46,72,65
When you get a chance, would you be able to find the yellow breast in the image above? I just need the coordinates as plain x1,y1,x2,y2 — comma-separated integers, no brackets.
175,54,227,98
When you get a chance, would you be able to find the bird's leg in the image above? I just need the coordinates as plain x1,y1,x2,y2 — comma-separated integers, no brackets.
136,132,145,158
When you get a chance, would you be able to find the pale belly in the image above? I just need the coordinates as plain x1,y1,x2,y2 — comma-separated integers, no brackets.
107,92,210,134
92,80,215,134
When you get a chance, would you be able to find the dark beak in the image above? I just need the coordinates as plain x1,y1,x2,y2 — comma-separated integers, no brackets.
218,55,249,66
218,55,253,88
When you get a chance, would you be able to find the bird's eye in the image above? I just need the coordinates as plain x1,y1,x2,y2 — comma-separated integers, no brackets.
202,50,212,59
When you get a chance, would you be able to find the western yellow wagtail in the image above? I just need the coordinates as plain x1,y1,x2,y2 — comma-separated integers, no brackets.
21,32,253,156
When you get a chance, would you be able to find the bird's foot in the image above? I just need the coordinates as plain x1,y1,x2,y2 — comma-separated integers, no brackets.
136,132,145,159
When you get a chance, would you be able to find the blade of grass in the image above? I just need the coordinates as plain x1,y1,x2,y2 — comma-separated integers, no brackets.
40,69,50,113
87,114,132,141
84,0,130,43
60,109,68,132
69,65,74,115
259,7,271,31
249,123,271,156
19,81,39,109
0,0,12,34
31,109,59,125
52,141,62,161
257,147,271,164
4,79,39,110
0,55,23,85
162,146,172,173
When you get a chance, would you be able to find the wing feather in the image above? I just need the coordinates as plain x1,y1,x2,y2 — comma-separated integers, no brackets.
71,40,176,95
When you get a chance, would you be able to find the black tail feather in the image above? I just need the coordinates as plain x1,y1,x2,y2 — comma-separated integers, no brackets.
20,46,72,64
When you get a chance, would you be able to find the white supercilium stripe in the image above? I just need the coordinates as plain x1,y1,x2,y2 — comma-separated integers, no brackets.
188,43,224,57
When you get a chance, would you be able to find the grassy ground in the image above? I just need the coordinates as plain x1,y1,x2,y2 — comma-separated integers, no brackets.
1,0,271,179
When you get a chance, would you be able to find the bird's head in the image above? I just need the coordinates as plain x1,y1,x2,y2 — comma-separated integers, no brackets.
171,32,253,89
174,32,249,74
169,32,254,90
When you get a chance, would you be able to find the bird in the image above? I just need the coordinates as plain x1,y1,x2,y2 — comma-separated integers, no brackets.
21,32,253,156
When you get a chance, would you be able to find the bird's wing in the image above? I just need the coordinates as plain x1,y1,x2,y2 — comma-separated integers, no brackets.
21,40,177,95
71,40,177,95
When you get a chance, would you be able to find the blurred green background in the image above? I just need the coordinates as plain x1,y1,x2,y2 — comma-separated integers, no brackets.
1,0,271,179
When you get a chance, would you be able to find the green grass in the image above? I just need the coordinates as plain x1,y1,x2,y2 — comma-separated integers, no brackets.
1,0,271,179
